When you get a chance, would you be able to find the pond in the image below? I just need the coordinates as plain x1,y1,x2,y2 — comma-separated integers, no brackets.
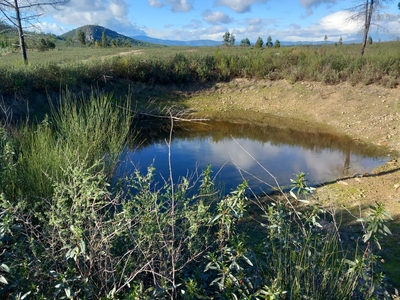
115,119,390,194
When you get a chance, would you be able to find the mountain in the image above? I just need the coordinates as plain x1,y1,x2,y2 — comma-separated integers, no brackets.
132,35,222,47
61,25,151,46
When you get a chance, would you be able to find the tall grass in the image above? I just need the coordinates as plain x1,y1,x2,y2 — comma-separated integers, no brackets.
10,91,133,208
1,42,399,97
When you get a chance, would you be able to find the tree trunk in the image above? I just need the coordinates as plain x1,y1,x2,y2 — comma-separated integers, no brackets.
360,0,374,56
14,0,28,65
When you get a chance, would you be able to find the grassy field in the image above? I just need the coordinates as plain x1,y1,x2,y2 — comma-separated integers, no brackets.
0,41,399,99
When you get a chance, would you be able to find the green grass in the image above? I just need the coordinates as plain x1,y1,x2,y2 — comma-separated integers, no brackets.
1,42,399,100
8,90,133,209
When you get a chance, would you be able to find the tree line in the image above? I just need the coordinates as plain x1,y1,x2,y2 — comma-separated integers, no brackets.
222,31,281,48
0,31,56,51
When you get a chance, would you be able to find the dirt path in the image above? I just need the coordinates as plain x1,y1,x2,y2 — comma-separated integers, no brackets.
82,49,144,63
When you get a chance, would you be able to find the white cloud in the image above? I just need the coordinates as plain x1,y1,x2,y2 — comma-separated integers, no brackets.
275,10,359,42
184,19,203,29
318,10,359,34
203,10,233,24
147,0,193,12
45,0,146,36
246,18,262,26
147,0,163,8
109,0,127,17
299,0,336,16
35,22,71,35
215,0,268,13
167,0,193,12
299,0,336,8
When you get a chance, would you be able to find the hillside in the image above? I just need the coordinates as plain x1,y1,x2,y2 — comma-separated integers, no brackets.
61,25,151,46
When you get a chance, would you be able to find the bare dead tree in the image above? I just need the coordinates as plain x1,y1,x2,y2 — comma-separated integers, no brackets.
0,0,69,65
347,0,394,56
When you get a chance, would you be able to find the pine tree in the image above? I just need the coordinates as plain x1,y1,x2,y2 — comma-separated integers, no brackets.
240,38,251,47
101,30,107,48
77,29,86,46
222,31,230,46
255,37,264,48
266,36,273,47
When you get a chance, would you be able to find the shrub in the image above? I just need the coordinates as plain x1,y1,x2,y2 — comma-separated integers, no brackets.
0,95,393,299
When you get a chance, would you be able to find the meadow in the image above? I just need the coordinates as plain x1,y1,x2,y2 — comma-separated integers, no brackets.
1,41,400,98
0,42,399,299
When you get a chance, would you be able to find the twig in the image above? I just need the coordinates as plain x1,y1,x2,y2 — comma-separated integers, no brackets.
138,111,209,122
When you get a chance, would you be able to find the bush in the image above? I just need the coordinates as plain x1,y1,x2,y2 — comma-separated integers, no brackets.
0,94,393,299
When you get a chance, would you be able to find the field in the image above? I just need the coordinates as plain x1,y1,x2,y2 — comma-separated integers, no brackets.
1,42,400,299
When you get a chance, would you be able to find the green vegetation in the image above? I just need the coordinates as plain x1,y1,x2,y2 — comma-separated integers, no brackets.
255,37,264,48
1,42,399,101
0,93,394,297
222,31,235,47
0,39,399,298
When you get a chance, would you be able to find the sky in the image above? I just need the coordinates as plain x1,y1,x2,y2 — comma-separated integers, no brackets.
38,0,400,43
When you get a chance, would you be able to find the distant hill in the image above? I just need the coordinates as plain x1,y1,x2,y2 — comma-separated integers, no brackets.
61,25,151,46
132,35,222,47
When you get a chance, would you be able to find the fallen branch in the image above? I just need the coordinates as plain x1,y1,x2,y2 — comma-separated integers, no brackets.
137,111,209,122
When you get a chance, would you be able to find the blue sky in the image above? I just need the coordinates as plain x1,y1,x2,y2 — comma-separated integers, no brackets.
39,0,400,42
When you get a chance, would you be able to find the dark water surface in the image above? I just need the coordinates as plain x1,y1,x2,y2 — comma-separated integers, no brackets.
115,120,390,194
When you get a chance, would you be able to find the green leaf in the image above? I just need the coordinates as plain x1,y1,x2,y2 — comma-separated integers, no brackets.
298,199,310,204
79,239,86,254
0,275,8,284
50,270,59,278
363,230,372,243
20,291,31,300
383,224,392,235
209,214,222,224
0,263,10,273
65,287,71,298
242,254,253,266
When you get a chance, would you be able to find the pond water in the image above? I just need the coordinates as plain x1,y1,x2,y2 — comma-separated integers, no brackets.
115,120,390,194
